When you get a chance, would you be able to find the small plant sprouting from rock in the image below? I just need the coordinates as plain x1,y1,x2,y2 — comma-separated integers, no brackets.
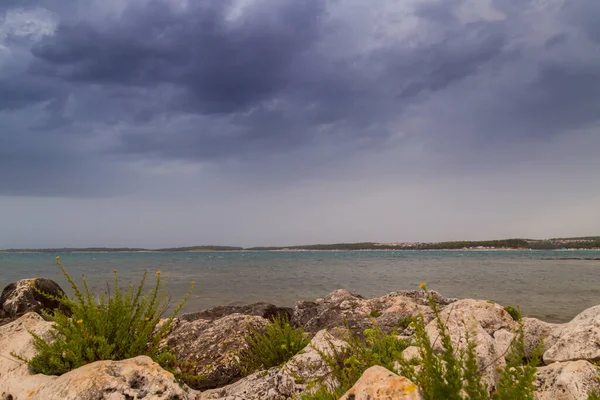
237,315,311,375
503,305,522,322
398,316,414,330
369,309,382,318
15,256,194,377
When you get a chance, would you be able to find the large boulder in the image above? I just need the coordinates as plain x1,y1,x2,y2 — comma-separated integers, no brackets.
29,356,194,400
339,365,423,400
291,289,437,336
181,302,292,323
165,313,269,390
534,360,600,400
424,299,517,389
0,278,67,321
543,305,600,363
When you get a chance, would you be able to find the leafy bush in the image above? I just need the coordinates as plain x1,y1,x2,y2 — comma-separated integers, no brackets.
18,256,194,376
237,315,311,375
589,390,600,400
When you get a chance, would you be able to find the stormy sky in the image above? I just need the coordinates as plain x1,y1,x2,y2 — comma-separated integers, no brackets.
1,0,599,248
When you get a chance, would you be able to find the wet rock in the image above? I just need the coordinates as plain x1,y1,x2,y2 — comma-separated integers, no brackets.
292,289,431,336
0,278,67,319
181,302,292,323
535,360,600,400
339,365,423,400
165,313,269,390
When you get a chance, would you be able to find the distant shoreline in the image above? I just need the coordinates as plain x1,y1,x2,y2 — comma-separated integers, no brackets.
3,236,600,253
2,248,600,254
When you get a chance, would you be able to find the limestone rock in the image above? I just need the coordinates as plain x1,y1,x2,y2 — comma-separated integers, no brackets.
31,356,194,400
292,289,431,335
181,302,292,323
424,299,517,389
522,317,560,357
199,367,285,400
535,360,600,400
339,365,423,400
543,305,600,363
165,313,269,390
0,278,67,319
280,329,348,395
0,312,55,397
198,330,348,399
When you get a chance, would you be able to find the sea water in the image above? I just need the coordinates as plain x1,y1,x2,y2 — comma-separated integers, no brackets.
1,250,599,322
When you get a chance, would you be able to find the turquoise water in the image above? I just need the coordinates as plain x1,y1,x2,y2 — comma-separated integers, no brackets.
1,250,600,322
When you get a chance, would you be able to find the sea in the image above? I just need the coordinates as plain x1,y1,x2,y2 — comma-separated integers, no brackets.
1,250,600,323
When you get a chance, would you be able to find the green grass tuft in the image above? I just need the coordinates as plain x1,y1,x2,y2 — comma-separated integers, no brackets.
503,305,522,322
237,315,311,375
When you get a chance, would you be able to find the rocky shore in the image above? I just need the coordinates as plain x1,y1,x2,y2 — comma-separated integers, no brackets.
1,278,600,399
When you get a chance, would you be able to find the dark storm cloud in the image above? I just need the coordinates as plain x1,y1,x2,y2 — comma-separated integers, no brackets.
1,0,600,196
31,0,325,113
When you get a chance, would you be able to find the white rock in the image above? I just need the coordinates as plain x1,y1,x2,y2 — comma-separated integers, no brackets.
424,299,517,389
535,360,600,400
544,305,600,363
339,365,423,400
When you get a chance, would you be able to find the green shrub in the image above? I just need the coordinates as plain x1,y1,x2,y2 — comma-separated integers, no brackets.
237,315,311,375
17,256,194,377
369,309,382,318
503,305,522,322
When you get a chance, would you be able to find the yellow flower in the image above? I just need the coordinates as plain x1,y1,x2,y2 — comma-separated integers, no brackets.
419,282,427,290
191,281,195,285
76,319,83,324
596,374,600,380
145,317,150,321
206,364,211,369
55,255,60,261
28,280,35,286
156,270,161,276
113,269,117,274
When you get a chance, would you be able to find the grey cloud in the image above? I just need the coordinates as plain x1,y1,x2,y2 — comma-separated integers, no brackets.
0,0,600,198
32,0,325,113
